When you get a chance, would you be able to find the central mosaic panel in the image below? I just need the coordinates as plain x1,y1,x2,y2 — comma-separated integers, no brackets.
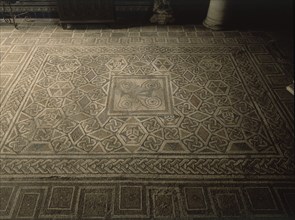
108,76,172,115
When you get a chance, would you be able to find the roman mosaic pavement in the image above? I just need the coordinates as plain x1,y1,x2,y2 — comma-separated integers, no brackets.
0,21,294,219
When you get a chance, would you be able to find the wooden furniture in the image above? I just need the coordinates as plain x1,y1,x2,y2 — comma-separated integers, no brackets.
56,0,115,28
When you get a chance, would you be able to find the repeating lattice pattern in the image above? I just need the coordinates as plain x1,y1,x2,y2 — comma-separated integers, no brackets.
0,24,293,179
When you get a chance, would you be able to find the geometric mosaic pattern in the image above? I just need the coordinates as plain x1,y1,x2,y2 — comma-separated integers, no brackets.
0,180,294,219
0,22,294,219
0,45,293,177
108,75,173,115
0,48,289,157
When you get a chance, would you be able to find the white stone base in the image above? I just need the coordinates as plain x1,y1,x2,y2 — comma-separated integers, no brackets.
203,0,232,31
203,17,226,31
286,82,294,95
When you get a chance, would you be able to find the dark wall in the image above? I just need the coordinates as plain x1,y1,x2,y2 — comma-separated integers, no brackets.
231,0,293,29
1,0,293,28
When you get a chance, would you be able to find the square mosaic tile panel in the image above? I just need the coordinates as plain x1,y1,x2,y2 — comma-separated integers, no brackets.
108,75,173,115
1,179,295,219
0,43,294,178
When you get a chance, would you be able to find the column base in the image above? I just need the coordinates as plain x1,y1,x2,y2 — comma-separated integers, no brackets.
203,17,226,31
286,82,294,95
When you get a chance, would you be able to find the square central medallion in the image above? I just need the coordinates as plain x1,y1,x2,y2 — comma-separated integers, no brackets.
108,75,173,116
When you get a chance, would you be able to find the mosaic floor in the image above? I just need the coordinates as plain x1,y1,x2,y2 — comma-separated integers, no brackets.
0,21,294,219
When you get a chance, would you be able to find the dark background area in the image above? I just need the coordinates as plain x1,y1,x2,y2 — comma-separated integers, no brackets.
1,0,293,29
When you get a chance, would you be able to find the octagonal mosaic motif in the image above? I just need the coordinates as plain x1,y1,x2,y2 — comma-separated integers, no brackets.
198,59,222,71
117,123,148,152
